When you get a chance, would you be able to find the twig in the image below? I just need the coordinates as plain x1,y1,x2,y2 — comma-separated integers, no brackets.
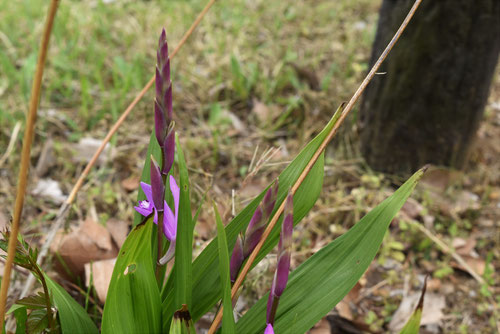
0,121,21,168
208,0,423,331
0,0,60,328
409,221,485,284
20,0,218,299
409,220,500,333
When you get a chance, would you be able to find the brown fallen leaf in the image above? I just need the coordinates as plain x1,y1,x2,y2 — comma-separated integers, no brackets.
121,175,140,192
85,258,116,304
451,256,486,276
308,317,331,334
50,217,118,278
335,282,362,321
106,218,129,248
389,291,445,332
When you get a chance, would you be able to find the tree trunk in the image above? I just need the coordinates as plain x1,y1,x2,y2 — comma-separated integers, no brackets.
359,0,500,175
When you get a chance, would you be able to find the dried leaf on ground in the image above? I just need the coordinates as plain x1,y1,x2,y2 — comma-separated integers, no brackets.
389,292,445,333
121,175,140,192
84,258,116,304
106,218,129,248
71,137,113,166
32,179,66,204
50,218,118,277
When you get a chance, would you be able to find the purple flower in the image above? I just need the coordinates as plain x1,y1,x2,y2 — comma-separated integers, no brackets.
264,323,274,334
134,175,179,242
266,192,293,326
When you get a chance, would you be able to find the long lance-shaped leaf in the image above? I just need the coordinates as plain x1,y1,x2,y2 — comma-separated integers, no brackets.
236,168,427,333
171,105,338,323
210,1,425,329
214,203,236,334
173,135,194,309
101,218,161,333
45,275,99,334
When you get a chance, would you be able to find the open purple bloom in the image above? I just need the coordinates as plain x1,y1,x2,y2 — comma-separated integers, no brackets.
134,175,180,242
264,323,274,334
266,191,293,326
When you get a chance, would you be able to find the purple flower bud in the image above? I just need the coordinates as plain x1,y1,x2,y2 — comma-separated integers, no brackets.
154,98,167,146
150,155,165,211
162,123,175,175
157,28,168,69
243,181,279,257
229,235,244,283
154,28,173,148
264,323,274,334
266,191,293,325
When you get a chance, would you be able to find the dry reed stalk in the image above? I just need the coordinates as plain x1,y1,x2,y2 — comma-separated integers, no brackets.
208,0,424,331
0,0,60,328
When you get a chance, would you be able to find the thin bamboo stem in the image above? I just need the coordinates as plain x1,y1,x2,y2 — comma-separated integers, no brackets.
208,0,423,332
0,0,60,328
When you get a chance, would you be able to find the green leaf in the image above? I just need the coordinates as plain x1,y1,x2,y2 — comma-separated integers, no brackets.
13,306,27,334
173,136,194,307
400,277,427,334
16,292,47,310
45,275,98,334
26,309,48,334
101,219,161,334
236,168,426,333
214,203,236,334
183,105,345,322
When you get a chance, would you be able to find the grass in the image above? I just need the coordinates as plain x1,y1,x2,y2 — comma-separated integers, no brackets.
1,0,499,332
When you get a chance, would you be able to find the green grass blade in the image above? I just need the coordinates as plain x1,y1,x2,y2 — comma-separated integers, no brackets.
173,136,194,308
101,219,161,333
214,203,236,334
236,168,426,333
45,275,98,334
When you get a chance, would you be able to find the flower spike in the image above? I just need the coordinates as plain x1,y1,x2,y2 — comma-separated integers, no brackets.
266,190,293,326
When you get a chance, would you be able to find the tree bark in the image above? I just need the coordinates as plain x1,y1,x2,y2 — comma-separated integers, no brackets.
359,0,500,175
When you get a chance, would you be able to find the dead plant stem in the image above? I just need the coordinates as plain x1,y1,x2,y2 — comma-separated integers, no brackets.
208,0,423,331
0,0,60,328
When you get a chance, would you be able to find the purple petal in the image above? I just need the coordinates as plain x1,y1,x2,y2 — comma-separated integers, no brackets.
169,175,180,220
150,156,165,210
154,99,166,146
263,180,279,217
163,200,176,240
159,239,176,265
264,323,274,334
134,203,152,217
230,236,244,282
140,182,154,205
162,127,175,175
